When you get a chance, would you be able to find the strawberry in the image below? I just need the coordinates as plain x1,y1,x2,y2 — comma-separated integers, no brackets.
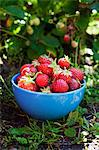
20,64,31,73
37,63,53,76
50,59,62,80
70,67,84,81
16,75,23,82
64,34,70,43
58,69,72,84
58,55,70,69
68,78,80,91
18,76,37,91
38,55,53,64
18,81,37,91
20,64,37,76
30,65,37,74
20,67,30,76
51,79,69,93
36,74,49,87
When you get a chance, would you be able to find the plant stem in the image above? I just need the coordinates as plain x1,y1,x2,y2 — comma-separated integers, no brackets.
75,38,80,67
2,29,28,40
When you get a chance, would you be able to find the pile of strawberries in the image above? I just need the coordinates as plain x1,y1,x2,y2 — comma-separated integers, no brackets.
17,55,84,93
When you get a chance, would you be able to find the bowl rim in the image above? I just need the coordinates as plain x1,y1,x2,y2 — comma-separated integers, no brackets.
11,73,86,96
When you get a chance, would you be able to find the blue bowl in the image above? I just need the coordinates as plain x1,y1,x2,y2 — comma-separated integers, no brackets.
11,73,86,120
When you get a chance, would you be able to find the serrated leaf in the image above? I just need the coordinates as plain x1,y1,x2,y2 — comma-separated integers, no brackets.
64,127,76,138
3,5,25,19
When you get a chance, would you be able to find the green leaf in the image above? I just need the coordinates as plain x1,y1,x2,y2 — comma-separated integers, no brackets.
82,117,89,131
15,137,28,145
38,0,51,8
27,44,46,59
64,0,79,14
90,2,99,11
52,28,65,37
3,5,25,19
49,127,61,133
41,34,61,48
8,126,33,136
76,13,90,31
64,127,76,138
8,37,24,55
77,106,87,116
90,122,99,132
0,0,17,7
66,111,79,126
95,112,99,119
79,0,94,3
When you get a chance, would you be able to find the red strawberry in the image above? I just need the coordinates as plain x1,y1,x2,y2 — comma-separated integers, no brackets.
58,55,70,69
16,75,23,82
20,67,30,76
51,79,69,93
20,64,37,76
70,67,84,81
64,34,70,43
37,63,53,76
68,78,80,91
18,77,37,91
20,64,31,73
36,74,49,87
58,70,72,84
38,55,53,64
30,65,37,74
18,81,37,91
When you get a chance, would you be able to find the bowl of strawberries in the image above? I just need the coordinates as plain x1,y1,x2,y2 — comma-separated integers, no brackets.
11,55,86,120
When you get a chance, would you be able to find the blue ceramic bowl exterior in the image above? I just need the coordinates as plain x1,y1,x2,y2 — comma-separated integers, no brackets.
11,73,86,120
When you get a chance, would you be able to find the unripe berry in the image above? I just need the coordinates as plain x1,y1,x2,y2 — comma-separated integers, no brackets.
30,17,40,26
27,25,34,35
71,40,78,48
64,34,70,43
6,18,13,27
56,22,65,29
